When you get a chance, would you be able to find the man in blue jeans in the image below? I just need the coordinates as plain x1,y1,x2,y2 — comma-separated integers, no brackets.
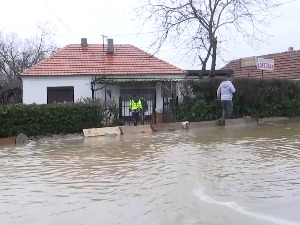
217,74,236,124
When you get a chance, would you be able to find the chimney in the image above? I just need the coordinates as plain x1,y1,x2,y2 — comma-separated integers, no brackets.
107,38,114,53
81,38,88,47
288,47,294,51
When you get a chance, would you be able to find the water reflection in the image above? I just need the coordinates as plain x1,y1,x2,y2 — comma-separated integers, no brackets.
1,121,300,225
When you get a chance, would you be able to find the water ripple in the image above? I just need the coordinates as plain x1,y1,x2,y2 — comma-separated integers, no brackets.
1,123,300,224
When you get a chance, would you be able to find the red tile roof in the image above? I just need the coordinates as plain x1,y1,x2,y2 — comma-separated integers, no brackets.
221,50,300,79
20,44,186,76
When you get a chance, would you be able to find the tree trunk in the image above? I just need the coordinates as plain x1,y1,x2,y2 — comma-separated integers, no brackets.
209,37,217,78
199,63,207,78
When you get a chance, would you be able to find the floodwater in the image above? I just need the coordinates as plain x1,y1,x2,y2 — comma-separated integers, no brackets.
1,121,300,225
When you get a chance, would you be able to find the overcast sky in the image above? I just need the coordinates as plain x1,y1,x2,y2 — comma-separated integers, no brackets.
0,0,299,70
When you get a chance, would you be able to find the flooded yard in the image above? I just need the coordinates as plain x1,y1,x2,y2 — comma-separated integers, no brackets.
1,121,300,225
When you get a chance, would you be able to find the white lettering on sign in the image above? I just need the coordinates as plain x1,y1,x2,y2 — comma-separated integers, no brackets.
256,58,275,71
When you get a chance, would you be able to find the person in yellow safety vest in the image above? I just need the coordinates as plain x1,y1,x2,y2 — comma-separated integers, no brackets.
129,95,143,126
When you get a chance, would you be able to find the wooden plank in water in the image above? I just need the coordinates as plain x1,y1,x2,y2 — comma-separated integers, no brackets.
83,127,121,137
258,117,288,124
119,125,152,135
225,118,257,126
187,120,220,128
0,137,16,147
151,123,181,132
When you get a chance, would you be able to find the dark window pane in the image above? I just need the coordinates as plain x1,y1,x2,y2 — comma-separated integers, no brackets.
47,86,74,104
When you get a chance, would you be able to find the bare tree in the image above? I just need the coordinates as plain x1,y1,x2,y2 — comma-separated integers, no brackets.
0,23,58,91
135,0,284,77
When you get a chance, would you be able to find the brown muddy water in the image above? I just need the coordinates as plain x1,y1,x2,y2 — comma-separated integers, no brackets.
1,121,300,225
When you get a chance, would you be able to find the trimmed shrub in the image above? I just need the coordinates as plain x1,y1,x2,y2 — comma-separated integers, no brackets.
0,103,103,137
177,78,300,121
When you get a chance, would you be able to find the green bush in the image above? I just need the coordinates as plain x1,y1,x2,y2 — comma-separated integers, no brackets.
0,103,104,137
177,78,300,121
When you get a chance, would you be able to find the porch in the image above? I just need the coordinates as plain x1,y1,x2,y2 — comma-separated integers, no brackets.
91,76,182,126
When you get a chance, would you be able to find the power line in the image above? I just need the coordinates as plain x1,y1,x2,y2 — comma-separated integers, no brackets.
41,0,77,40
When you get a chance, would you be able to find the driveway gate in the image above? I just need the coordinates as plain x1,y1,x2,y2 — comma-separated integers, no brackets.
162,90,177,123
119,89,156,126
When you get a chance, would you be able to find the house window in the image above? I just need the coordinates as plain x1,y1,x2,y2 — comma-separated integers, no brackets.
47,86,74,104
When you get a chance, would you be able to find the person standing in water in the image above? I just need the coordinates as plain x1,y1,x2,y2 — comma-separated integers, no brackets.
129,94,143,126
217,74,236,122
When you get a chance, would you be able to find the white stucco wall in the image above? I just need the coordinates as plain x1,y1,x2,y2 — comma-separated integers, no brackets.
22,76,93,104
95,84,120,102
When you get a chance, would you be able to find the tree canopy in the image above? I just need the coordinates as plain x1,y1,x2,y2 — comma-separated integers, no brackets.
0,23,58,90
135,0,284,76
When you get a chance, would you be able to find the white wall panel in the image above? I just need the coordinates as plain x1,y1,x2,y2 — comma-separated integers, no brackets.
22,76,92,104
95,84,120,102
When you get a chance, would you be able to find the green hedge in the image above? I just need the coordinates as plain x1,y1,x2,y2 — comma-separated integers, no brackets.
0,103,103,137
177,78,300,121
